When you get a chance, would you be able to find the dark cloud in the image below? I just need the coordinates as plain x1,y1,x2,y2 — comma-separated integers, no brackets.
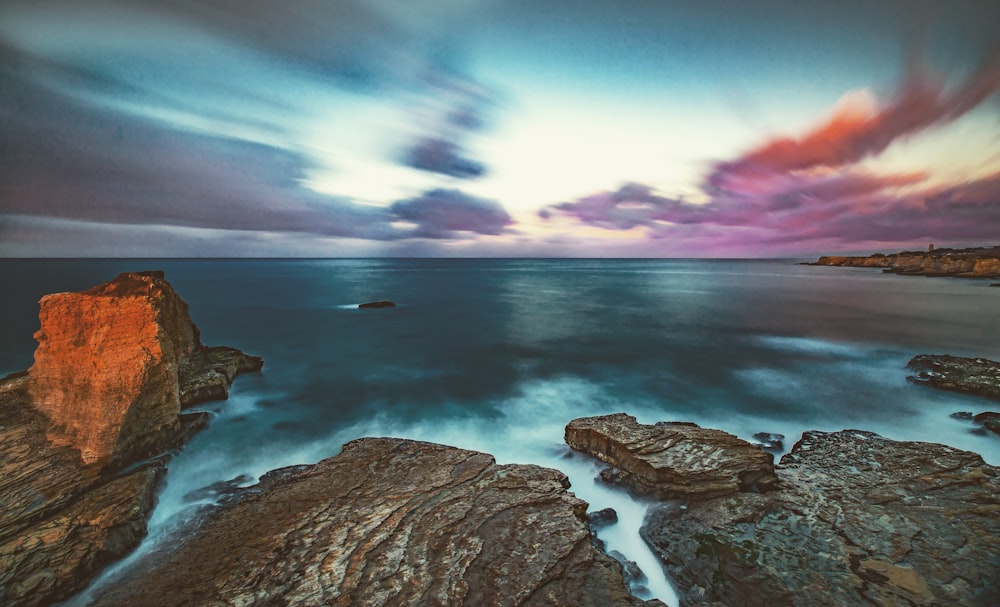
0,63,399,245
403,137,486,179
390,189,512,239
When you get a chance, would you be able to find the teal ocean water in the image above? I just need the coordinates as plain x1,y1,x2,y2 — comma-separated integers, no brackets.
3,259,999,604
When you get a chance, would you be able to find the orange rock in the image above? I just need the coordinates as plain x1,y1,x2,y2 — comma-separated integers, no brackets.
27,271,198,467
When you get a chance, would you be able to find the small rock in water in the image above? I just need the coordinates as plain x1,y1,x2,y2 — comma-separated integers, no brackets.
587,507,619,529
358,300,396,308
950,411,974,420
752,432,785,452
973,411,1000,424
608,550,648,587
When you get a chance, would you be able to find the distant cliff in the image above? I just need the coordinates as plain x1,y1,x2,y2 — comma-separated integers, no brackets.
0,271,261,607
811,246,1000,278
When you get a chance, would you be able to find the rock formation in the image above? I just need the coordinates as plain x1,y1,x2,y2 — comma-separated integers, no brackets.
638,429,1000,607
565,413,778,499
89,438,658,607
0,271,261,607
907,354,1000,402
810,245,1000,278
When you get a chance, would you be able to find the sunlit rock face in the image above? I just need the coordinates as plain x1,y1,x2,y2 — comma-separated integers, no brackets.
1,271,261,607
813,246,1000,278
88,438,660,607
27,271,198,467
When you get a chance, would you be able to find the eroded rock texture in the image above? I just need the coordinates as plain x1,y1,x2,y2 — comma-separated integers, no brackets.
91,438,656,607
641,430,1000,607
0,271,261,607
907,354,1000,402
565,413,778,499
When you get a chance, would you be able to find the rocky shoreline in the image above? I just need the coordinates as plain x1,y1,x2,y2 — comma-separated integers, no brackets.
2,272,999,606
810,245,1000,278
0,272,261,607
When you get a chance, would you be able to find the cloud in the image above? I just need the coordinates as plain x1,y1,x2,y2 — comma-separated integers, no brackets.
543,47,1000,254
402,137,486,179
708,48,1000,194
390,189,512,238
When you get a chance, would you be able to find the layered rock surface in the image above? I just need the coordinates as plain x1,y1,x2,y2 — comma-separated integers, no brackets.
565,413,778,499
90,437,656,607
907,354,1000,402
640,429,1000,607
811,246,1000,278
0,271,261,607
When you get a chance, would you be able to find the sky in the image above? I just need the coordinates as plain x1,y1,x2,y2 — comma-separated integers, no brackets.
1,0,999,258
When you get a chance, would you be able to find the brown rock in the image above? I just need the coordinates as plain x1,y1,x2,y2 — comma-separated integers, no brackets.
906,354,1000,402
90,438,654,607
641,430,1000,606
565,413,777,499
179,346,264,407
358,300,396,308
0,271,261,607
27,271,198,467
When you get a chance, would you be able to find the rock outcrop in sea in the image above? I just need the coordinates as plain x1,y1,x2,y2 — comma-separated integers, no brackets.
907,354,1000,402
88,437,658,607
0,271,262,607
811,245,1000,278
566,415,1000,606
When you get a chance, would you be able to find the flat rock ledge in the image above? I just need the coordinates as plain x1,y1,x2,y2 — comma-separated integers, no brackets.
565,413,778,499
640,429,1000,607
90,438,658,607
0,272,261,607
906,354,1000,402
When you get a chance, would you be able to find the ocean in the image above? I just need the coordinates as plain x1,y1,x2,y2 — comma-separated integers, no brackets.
3,258,999,605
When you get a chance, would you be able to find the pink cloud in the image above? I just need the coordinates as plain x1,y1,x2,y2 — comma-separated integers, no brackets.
543,49,1000,255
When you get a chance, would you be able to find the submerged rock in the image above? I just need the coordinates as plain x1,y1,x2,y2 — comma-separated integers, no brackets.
641,429,1000,606
565,413,778,499
90,438,655,607
0,271,261,607
906,354,1000,402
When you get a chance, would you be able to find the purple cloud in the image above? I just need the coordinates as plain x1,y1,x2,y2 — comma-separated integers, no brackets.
390,189,512,239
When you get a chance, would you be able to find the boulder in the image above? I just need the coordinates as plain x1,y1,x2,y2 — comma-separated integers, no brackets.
359,300,396,308
906,354,1000,402
565,413,778,499
89,438,656,607
641,429,1000,606
0,271,261,607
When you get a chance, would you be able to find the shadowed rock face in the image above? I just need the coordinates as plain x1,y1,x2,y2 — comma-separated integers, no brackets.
565,413,778,499
0,271,261,607
641,430,1000,607
90,438,655,607
907,354,1000,402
